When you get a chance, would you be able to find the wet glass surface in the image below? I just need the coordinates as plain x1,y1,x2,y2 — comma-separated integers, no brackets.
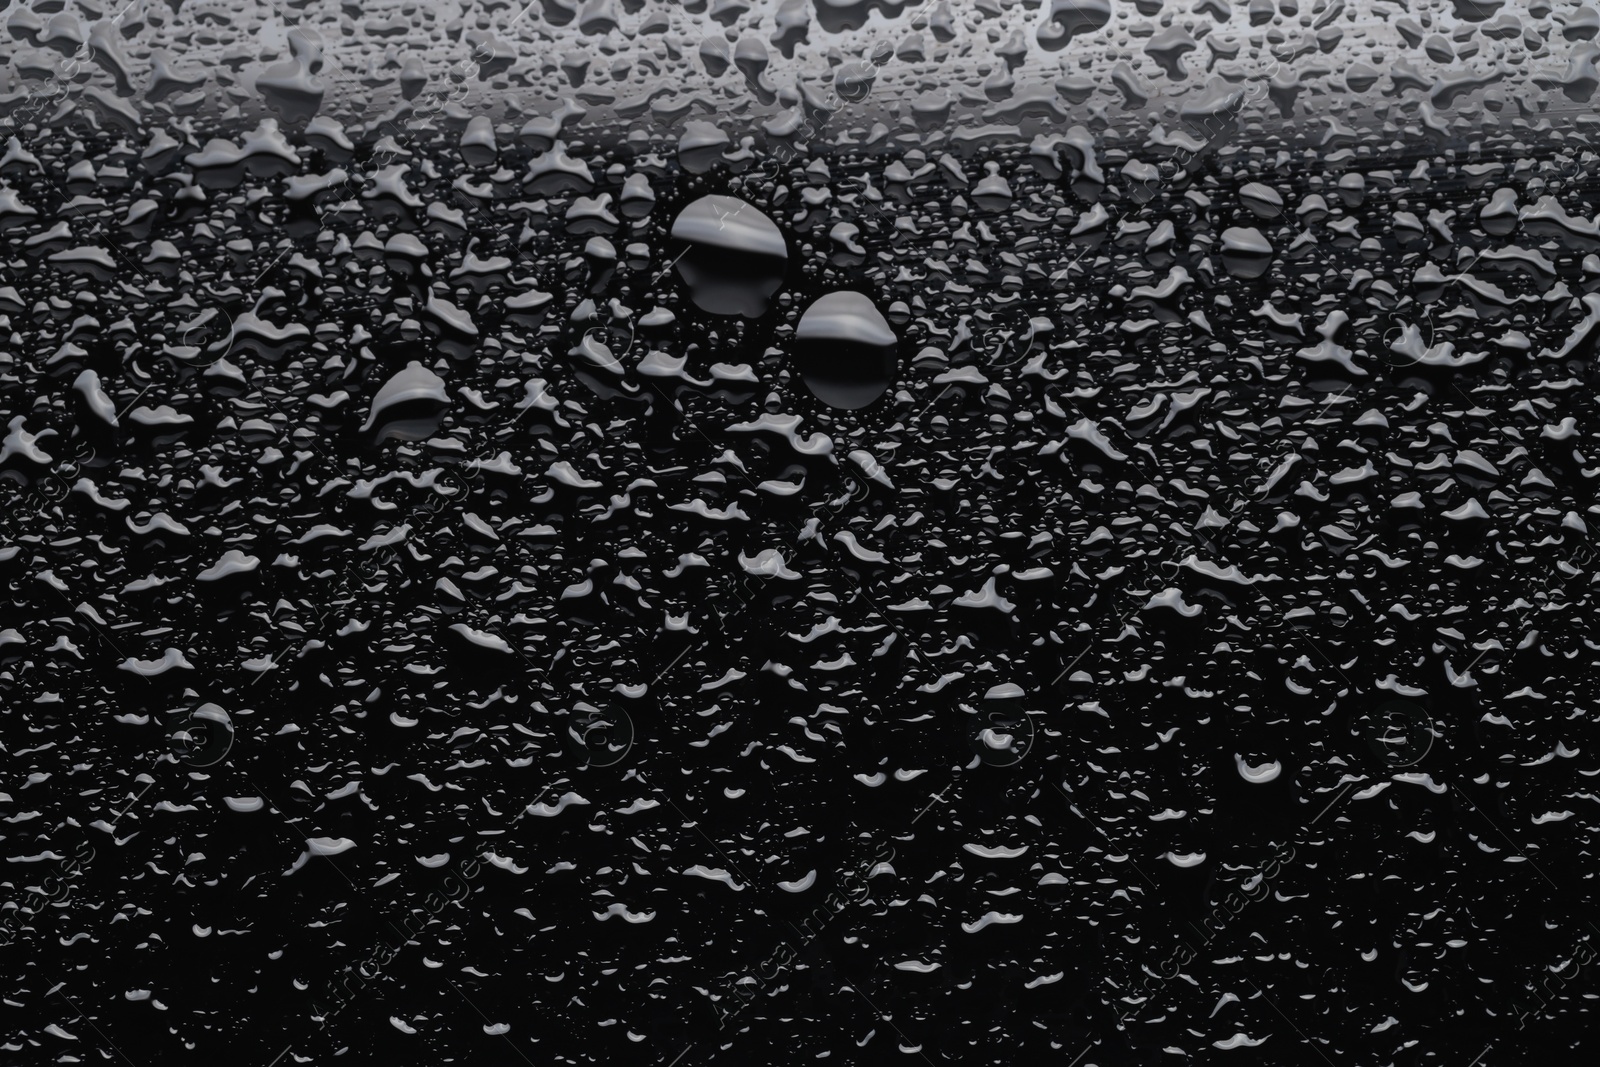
1,0,1599,1064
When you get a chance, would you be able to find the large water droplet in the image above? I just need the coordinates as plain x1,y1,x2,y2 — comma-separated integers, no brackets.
669,194,788,318
794,292,897,409
362,361,451,443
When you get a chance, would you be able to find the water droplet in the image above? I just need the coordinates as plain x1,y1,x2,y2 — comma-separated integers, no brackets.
669,194,787,318
793,292,897,409
362,362,451,443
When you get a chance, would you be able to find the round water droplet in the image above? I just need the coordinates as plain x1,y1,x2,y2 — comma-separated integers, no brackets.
794,292,897,410
964,684,1034,767
568,702,634,768
171,703,235,767
1352,699,1433,769
669,194,788,318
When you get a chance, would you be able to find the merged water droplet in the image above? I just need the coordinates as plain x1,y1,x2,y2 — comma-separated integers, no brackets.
1038,0,1113,50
